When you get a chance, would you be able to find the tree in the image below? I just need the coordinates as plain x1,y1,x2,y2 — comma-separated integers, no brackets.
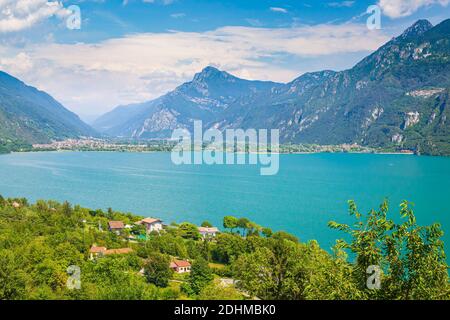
0,250,27,299
223,216,238,232
262,227,273,238
0,194,5,208
329,200,450,300
197,282,243,300
62,201,72,216
233,238,308,299
237,218,250,236
246,221,262,237
201,221,213,228
212,233,247,264
272,231,299,243
178,222,201,240
143,253,172,288
188,258,213,295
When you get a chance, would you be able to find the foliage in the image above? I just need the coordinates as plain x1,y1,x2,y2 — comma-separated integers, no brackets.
0,195,448,300
329,200,450,299
143,253,172,288
223,216,238,232
187,258,214,295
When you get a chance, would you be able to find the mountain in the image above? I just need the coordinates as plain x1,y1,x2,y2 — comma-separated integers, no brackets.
0,71,97,149
93,66,284,138
94,19,450,155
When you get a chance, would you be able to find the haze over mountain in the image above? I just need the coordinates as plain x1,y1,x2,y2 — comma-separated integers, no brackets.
93,19,450,155
0,71,97,147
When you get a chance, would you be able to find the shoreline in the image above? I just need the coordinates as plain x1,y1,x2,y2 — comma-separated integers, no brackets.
5,149,419,156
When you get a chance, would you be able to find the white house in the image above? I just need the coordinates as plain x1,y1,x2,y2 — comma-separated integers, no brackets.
198,227,219,238
170,259,192,273
136,217,163,234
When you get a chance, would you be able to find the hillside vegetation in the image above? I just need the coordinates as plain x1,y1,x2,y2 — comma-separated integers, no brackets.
0,195,448,300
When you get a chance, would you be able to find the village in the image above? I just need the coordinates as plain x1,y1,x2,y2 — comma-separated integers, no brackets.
89,217,219,272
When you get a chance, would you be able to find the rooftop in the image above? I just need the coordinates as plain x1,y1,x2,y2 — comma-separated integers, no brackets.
104,248,133,255
137,218,162,225
198,227,219,233
108,221,125,229
89,246,107,253
170,259,191,268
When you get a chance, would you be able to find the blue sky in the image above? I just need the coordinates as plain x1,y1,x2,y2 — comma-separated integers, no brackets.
0,0,449,118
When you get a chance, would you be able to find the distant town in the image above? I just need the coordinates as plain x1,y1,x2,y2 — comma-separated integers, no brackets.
30,138,415,155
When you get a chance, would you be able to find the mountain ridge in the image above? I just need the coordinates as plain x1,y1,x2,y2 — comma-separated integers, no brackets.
0,71,98,150
93,18,450,155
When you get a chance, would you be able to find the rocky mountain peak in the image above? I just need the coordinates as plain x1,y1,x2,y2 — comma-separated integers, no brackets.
398,19,433,40
192,66,234,83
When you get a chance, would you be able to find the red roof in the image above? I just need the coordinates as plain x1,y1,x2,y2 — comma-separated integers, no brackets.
108,221,125,229
170,259,191,268
90,246,107,253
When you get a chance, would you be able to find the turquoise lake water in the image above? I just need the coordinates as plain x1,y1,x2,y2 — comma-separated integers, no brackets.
1,151,450,253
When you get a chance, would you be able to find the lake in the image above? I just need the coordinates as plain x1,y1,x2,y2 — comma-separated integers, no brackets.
1,151,450,254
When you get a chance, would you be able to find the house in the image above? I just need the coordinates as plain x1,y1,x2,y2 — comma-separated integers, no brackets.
170,259,191,273
136,218,163,234
89,245,107,260
198,227,219,238
89,245,132,260
108,221,125,234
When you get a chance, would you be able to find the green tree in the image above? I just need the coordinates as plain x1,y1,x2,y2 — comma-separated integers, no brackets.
178,222,201,240
201,221,213,228
197,282,243,300
188,258,213,295
0,194,5,208
223,216,238,232
0,250,28,299
329,200,450,300
143,253,172,288
233,238,307,299
262,227,273,238
237,218,250,236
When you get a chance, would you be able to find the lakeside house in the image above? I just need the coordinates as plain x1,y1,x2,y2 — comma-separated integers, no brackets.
198,227,219,238
170,259,192,273
136,217,163,234
108,221,125,234
89,245,132,260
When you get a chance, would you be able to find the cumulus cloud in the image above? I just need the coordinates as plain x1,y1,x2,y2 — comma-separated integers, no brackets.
378,0,450,18
0,23,389,115
0,0,69,33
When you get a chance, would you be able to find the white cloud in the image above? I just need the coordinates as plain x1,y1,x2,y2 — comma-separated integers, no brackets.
0,52,33,73
0,0,69,33
0,23,390,115
327,1,355,8
270,7,288,13
378,0,450,18
170,12,185,18
142,0,176,5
